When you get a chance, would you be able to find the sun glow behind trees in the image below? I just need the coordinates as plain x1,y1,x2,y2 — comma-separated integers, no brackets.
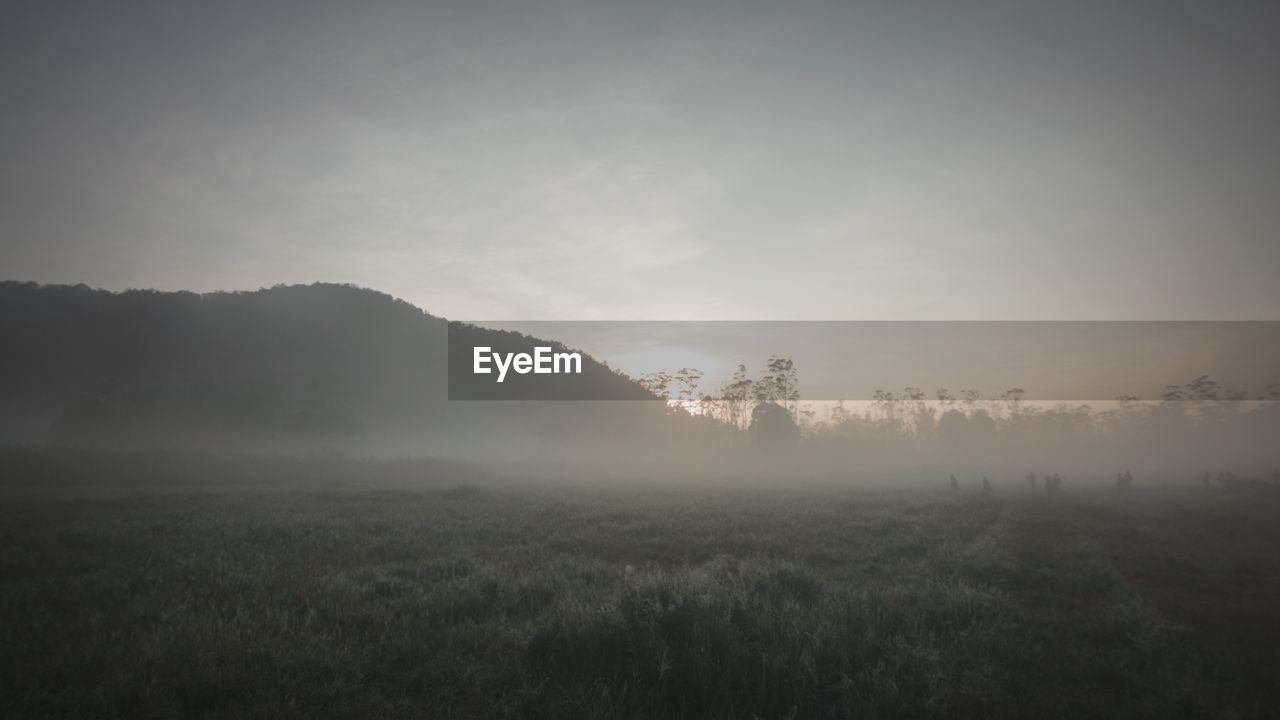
632,353,1280,475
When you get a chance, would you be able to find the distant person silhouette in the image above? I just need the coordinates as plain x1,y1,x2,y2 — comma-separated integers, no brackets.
950,474,959,492
982,476,992,493
1026,472,1037,490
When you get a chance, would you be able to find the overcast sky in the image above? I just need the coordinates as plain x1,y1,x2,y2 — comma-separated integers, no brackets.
3,0,1278,320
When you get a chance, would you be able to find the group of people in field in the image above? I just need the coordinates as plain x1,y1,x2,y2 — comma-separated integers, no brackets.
948,471,1064,493
1203,469,1280,491
951,469,1280,494
1035,472,1064,492
946,471,1092,493
1025,472,1063,491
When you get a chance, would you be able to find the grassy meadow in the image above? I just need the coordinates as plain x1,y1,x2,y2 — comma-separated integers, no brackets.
2,459,1279,718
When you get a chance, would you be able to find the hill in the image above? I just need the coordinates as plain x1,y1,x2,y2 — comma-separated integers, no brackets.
0,281,665,456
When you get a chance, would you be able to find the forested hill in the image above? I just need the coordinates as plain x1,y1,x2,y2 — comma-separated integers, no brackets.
0,281,660,452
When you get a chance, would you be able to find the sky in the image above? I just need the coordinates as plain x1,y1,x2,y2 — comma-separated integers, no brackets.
492,321,1280,401
2,0,1278,320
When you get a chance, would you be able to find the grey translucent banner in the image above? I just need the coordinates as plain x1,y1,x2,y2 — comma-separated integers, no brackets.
447,321,1280,402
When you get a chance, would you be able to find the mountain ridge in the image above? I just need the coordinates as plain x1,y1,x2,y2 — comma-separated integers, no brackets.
0,280,663,453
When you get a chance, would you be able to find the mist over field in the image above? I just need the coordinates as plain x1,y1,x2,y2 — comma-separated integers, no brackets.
4,282,1278,487
5,0,1280,717
3,281,1280,718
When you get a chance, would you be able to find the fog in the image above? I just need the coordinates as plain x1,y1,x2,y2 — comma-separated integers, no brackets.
3,282,1276,490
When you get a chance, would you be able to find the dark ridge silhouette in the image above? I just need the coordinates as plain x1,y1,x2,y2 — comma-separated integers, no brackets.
0,281,666,454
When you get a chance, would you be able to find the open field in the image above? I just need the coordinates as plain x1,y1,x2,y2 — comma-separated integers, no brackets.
3,466,1280,719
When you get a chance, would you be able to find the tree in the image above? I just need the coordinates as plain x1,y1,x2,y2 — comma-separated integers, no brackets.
638,371,673,401
830,400,851,426
757,356,800,418
872,389,899,427
1000,388,1025,419
936,408,969,447
718,364,754,430
749,401,800,451
904,386,934,439
673,367,704,411
1186,375,1220,402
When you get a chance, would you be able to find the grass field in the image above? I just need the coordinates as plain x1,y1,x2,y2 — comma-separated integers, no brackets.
3,468,1279,719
